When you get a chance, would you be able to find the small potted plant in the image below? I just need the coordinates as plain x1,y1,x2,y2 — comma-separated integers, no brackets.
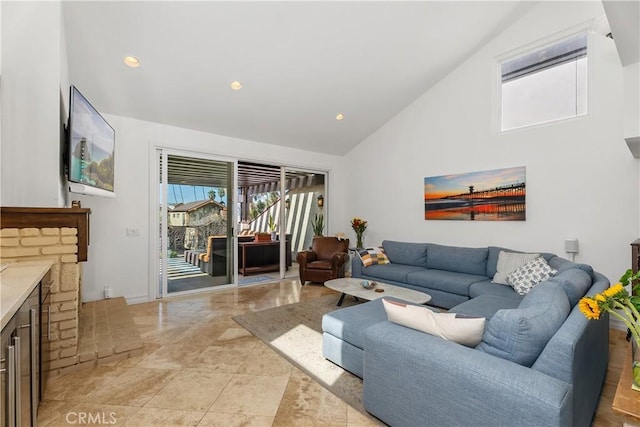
311,213,324,236
268,213,277,240
351,217,367,248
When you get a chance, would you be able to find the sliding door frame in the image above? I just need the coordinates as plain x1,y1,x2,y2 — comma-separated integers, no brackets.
148,146,239,300
281,165,328,277
147,145,330,301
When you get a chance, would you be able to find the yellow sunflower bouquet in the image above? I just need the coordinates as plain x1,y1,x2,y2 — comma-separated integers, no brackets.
580,269,640,388
579,269,640,345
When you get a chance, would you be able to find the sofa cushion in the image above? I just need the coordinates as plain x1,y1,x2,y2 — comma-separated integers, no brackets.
357,247,390,267
425,243,488,276
468,280,524,300
493,250,540,285
547,256,594,279
322,298,390,349
382,298,485,347
549,268,592,307
363,263,425,283
382,240,427,267
449,294,521,320
507,257,557,295
487,246,512,278
476,281,570,367
406,269,488,297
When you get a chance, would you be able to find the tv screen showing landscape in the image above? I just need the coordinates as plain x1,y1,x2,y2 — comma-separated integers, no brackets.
68,85,115,192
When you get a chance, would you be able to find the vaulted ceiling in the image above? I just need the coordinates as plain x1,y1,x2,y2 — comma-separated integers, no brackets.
62,1,535,156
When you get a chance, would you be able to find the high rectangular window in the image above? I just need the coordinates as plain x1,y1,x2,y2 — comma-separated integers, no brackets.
500,32,588,131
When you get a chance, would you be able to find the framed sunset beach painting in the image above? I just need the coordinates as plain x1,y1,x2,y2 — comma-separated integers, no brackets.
424,166,526,221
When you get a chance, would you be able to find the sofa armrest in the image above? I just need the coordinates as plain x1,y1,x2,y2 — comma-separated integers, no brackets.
351,256,363,277
363,321,572,427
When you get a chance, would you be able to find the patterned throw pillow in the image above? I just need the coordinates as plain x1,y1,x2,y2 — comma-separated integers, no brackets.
507,256,557,295
493,251,540,285
357,247,390,267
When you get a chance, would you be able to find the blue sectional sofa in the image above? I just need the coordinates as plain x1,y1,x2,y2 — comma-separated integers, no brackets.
322,240,609,427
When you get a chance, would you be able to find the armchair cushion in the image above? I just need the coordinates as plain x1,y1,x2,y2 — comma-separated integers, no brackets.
308,260,332,270
200,235,226,263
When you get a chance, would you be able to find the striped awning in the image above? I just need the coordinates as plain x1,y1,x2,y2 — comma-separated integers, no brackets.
162,156,323,192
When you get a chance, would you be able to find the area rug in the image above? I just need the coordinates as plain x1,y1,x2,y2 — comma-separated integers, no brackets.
167,274,211,293
238,275,277,286
232,295,366,412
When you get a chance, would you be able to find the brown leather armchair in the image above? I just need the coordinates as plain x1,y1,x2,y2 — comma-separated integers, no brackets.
297,237,350,284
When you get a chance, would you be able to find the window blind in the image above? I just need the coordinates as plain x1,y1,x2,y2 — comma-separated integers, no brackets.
501,32,587,83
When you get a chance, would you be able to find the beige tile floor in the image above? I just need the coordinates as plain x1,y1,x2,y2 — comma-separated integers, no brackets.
37,278,639,426
37,280,381,426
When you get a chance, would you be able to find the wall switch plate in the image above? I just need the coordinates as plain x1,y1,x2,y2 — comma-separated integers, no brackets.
126,227,140,237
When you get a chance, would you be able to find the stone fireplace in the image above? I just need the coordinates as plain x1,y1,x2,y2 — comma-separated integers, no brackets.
0,207,90,374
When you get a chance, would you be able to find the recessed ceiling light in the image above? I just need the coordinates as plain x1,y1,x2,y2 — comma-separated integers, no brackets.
123,56,140,68
336,113,345,121
230,81,242,90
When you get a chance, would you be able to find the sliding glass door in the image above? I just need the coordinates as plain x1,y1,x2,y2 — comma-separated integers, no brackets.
283,166,326,265
156,149,236,297
152,151,328,298
235,163,326,282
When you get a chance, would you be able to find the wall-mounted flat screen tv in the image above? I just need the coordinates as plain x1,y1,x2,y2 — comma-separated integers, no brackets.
67,85,115,197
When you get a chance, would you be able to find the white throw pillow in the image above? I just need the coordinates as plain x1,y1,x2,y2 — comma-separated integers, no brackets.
493,251,541,285
382,299,485,347
506,257,557,295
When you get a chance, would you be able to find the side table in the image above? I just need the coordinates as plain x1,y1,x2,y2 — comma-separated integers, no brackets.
613,343,640,419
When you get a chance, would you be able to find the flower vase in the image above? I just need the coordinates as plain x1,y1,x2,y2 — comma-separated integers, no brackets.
356,234,363,249
632,339,640,391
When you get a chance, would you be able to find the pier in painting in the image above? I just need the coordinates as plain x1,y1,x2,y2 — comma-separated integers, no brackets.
424,167,526,221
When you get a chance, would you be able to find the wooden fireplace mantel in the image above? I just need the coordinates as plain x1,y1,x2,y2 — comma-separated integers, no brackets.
0,207,91,261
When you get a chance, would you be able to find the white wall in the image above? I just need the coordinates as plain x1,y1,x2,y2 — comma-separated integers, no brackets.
73,115,346,302
2,0,637,302
0,1,3,179
0,0,347,302
343,1,639,284
623,62,640,140
628,64,640,230
59,5,71,207
1,1,66,207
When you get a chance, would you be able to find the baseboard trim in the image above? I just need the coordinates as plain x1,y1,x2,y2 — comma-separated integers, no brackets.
610,317,626,331
125,295,153,305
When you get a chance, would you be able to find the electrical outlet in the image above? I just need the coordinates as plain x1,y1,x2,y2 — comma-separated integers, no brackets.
126,227,140,237
104,286,112,299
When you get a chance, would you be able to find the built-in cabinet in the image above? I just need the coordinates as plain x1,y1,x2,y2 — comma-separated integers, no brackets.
1,262,52,427
1,287,39,427
1,314,16,427
39,277,51,402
